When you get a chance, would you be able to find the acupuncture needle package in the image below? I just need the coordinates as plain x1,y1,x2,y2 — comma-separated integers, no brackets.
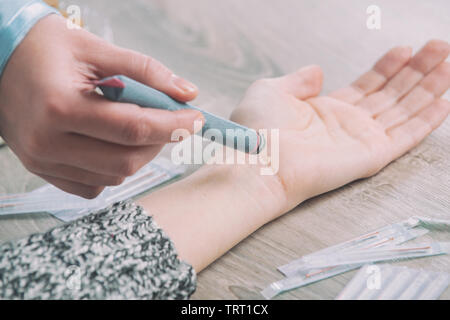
262,216,450,299
302,241,450,269
336,264,450,300
278,219,428,276
0,157,185,221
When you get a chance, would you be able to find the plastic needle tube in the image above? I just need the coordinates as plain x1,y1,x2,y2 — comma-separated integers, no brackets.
96,76,265,154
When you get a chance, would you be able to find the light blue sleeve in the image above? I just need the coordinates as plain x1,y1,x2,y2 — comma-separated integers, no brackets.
0,0,59,76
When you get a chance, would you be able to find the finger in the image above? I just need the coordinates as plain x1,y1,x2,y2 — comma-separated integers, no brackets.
38,174,105,199
36,133,164,177
86,41,198,102
387,99,450,160
359,40,450,116
271,65,323,99
329,46,412,104
29,160,125,187
377,62,450,129
63,93,204,146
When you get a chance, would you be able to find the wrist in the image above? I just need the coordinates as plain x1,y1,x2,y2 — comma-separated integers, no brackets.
206,131,297,219
137,158,288,271
208,159,288,221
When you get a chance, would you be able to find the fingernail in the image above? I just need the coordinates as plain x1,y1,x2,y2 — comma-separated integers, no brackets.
193,114,205,134
172,75,197,94
195,112,205,126
176,110,205,133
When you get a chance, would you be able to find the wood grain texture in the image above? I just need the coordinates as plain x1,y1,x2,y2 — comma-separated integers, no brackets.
0,0,449,299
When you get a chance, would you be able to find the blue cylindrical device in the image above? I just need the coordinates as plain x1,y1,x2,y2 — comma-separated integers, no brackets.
96,75,265,154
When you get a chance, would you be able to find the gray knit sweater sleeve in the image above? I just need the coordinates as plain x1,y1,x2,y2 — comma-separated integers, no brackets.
0,201,196,299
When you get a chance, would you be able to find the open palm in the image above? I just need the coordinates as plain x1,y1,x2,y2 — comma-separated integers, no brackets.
231,40,450,210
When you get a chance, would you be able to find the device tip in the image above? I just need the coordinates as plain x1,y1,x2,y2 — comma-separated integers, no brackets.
250,132,266,154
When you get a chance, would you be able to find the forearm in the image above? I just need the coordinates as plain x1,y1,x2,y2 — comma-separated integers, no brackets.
137,162,287,272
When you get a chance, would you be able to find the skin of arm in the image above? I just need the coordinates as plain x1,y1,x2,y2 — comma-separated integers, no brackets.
139,161,287,272
139,40,450,272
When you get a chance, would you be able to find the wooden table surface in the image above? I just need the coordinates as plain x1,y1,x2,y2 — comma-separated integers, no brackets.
1,0,449,299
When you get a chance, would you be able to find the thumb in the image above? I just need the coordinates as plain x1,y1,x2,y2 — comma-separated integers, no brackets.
88,42,198,102
273,65,323,100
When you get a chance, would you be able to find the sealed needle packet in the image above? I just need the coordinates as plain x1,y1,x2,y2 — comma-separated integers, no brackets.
262,216,450,299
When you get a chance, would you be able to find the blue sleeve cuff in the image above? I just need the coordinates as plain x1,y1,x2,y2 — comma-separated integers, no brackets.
0,0,59,76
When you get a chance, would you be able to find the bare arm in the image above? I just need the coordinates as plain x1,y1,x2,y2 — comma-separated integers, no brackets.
139,40,450,272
